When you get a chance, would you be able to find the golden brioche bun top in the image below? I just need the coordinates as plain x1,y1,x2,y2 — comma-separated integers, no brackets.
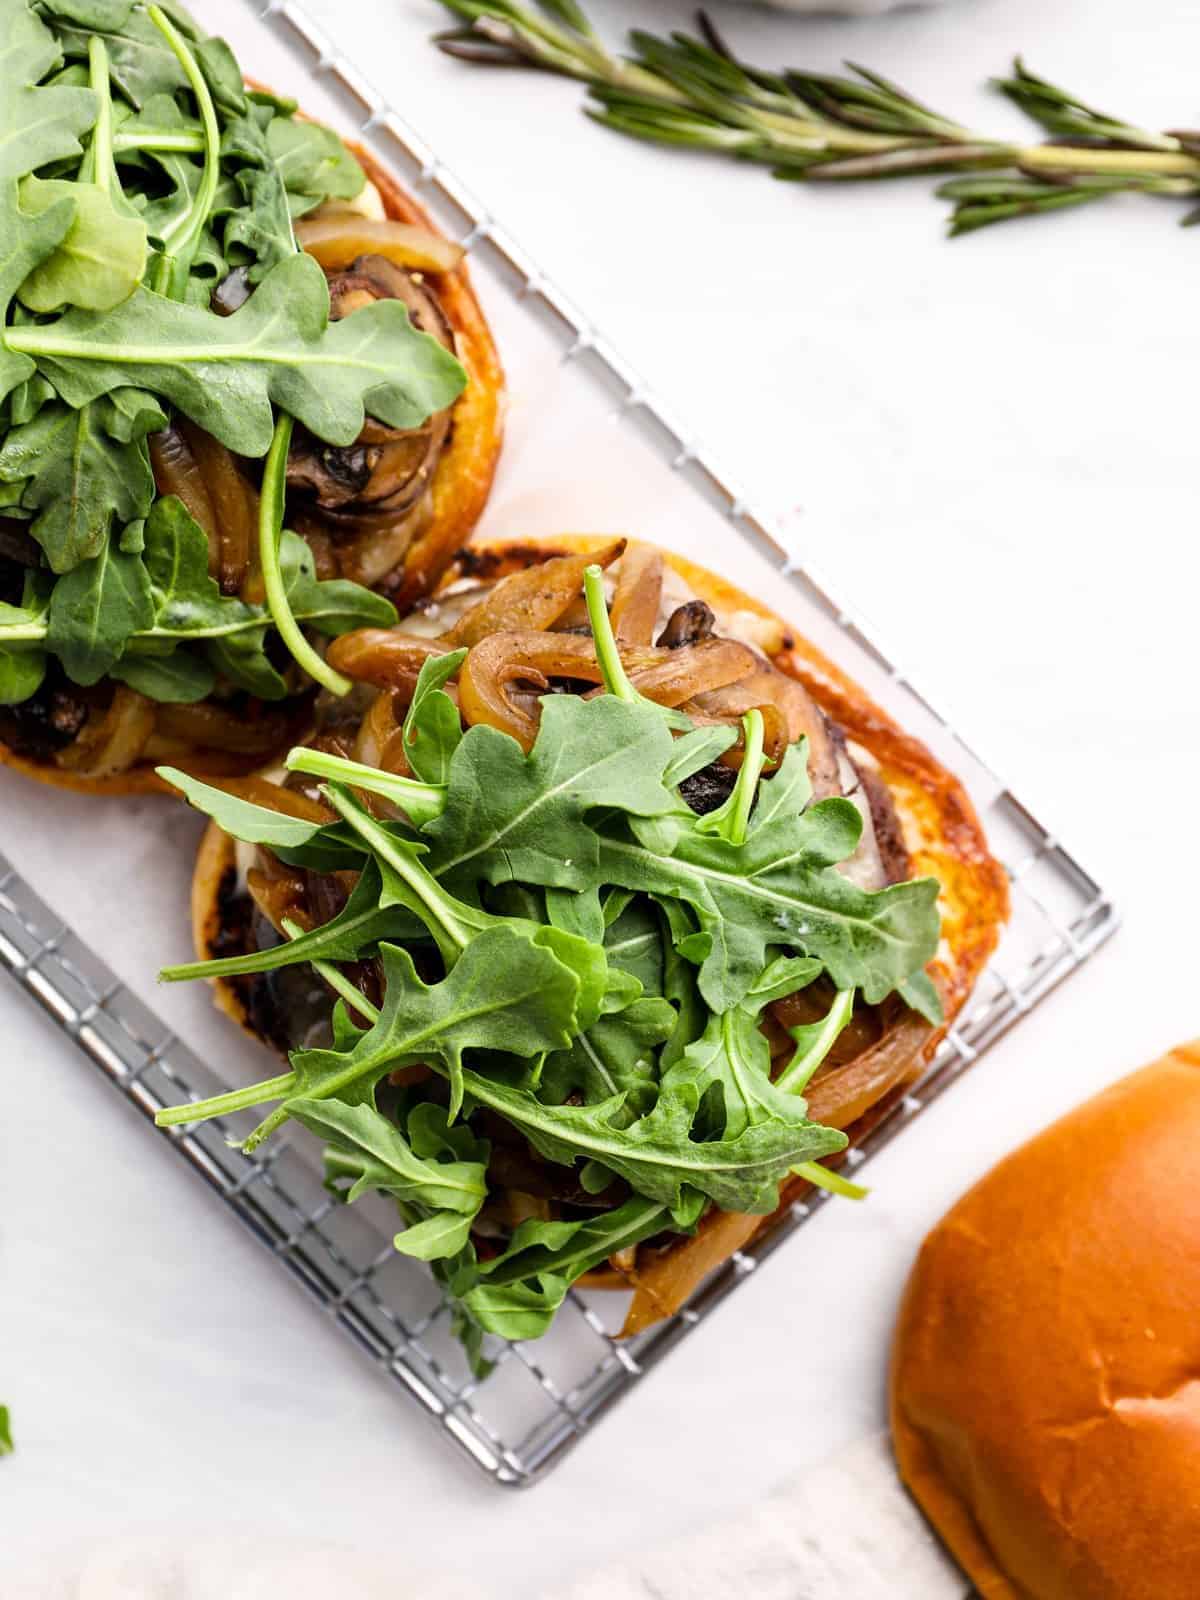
890,1042,1200,1600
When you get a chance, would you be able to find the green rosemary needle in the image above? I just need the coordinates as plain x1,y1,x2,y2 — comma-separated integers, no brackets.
434,4,1200,234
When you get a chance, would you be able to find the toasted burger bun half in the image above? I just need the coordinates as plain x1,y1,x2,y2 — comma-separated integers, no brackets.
191,536,1009,1331
891,1044,1200,1600
0,119,502,801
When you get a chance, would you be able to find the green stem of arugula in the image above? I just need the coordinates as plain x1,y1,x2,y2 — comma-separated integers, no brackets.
775,987,856,1095
583,562,637,702
112,127,207,155
281,915,381,1024
146,4,221,294
259,413,352,697
320,782,473,956
725,709,764,846
84,37,115,191
155,921,380,1130
582,560,691,730
155,1069,296,1127
286,747,445,826
791,1160,868,1200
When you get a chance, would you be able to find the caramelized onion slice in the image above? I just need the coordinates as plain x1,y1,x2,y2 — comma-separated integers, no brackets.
296,216,464,275
326,630,446,693
352,689,404,772
620,637,757,709
458,631,663,750
56,687,156,777
335,506,427,589
609,546,663,647
693,662,842,797
805,1013,934,1131
179,421,258,598
443,542,625,648
150,426,218,577
246,864,310,939
154,702,297,755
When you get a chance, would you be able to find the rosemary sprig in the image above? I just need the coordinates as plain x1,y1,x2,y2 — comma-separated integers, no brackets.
434,5,1200,233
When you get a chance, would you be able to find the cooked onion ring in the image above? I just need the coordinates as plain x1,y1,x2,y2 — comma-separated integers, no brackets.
326,631,445,693
296,216,465,275
459,631,756,750
442,542,625,648
150,427,219,576
693,663,842,797
180,422,258,598
609,544,663,646
55,687,156,778
154,702,298,755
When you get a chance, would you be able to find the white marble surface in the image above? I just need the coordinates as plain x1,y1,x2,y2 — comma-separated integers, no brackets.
6,0,1200,1591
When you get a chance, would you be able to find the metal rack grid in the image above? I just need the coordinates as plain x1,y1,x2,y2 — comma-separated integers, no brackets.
0,0,1118,1490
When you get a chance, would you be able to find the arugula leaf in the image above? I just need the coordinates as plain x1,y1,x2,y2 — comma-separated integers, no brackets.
266,117,364,201
459,1194,678,1339
401,648,467,785
301,1097,487,1218
0,1403,12,1457
17,175,146,311
392,1210,479,1260
0,0,96,182
51,10,190,108
7,251,468,456
285,746,446,827
423,693,682,890
160,859,423,982
261,929,586,1149
100,385,167,441
46,537,153,683
602,895,665,995
457,1058,844,1215
898,969,943,1025
278,528,397,637
110,645,211,701
656,895,706,1067
596,797,941,1012
193,36,246,119
220,160,294,282
540,995,675,1119
0,643,45,703
157,928,587,1149
156,763,344,849
665,996,823,1145
0,182,76,401
662,722,737,788
0,399,155,571
40,0,135,27
327,786,608,1041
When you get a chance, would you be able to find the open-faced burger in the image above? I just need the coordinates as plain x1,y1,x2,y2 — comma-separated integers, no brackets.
160,537,1008,1358
0,0,502,794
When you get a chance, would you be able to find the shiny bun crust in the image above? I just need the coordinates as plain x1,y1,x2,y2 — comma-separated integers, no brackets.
891,1043,1200,1600
0,113,503,798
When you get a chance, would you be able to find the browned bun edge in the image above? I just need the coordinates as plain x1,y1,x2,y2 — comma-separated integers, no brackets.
0,99,503,799
194,534,1009,1325
345,141,505,613
192,821,252,1031
890,1043,1200,1600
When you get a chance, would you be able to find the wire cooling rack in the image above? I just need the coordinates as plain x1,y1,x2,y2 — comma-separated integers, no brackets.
0,0,1118,1489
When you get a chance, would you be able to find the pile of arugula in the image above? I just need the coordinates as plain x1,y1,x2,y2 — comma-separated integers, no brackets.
157,567,943,1363
0,0,465,707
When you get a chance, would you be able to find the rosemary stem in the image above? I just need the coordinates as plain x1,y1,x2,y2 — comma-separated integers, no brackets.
1017,145,1200,178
